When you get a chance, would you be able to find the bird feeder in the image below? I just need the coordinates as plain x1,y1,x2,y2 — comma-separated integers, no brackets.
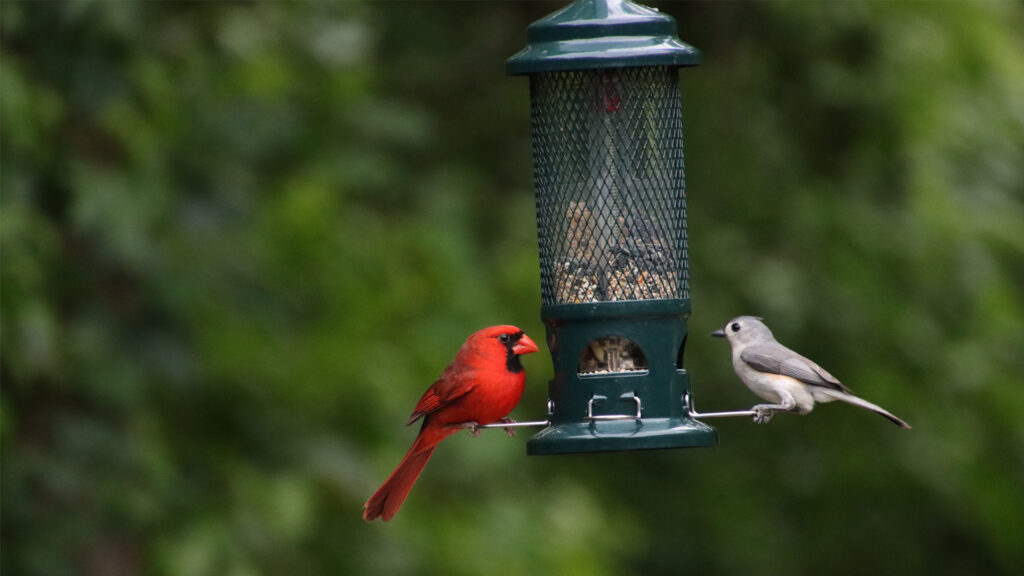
508,0,717,454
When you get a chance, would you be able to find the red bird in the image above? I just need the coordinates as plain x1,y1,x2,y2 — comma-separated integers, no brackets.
363,325,539,522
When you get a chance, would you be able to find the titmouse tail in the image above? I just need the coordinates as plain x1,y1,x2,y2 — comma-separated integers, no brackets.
816,389,912,429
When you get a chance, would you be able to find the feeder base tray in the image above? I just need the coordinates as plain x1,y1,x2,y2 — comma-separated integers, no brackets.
526,417,717,455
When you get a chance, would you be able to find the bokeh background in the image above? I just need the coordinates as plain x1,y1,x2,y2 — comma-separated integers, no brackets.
3,2,1024,575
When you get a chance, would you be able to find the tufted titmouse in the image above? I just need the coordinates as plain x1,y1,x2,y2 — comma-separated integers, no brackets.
712,316,911,428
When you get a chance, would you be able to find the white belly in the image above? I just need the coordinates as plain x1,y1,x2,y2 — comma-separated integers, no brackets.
733,356,817,413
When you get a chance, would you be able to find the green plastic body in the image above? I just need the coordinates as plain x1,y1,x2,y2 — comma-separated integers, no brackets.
527,300,717,455
509,0,716,454
506,0,701,76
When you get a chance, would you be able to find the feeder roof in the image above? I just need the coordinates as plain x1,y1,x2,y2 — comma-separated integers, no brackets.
506,0,700,76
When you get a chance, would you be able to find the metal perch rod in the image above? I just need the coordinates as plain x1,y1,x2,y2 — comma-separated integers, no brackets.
478,391,757,431
683,392,757,419
479,420,553,429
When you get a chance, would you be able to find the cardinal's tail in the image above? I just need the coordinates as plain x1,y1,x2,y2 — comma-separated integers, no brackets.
363,426,447,522
818,388,912,429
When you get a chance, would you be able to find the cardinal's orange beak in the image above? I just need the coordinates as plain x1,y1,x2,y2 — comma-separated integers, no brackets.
513,333,540,355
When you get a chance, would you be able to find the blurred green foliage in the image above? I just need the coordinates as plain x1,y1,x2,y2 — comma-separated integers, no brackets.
3,2,1024,575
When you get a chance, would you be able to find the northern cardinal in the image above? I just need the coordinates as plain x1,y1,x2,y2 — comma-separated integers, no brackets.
363,325,539,522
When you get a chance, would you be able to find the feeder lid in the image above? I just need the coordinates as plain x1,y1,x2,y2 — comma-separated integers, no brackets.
507,0,700,76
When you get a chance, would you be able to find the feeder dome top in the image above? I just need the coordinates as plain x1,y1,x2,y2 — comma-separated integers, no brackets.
506,0,700,76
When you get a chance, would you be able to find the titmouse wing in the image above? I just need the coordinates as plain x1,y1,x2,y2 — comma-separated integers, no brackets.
740,345,851,393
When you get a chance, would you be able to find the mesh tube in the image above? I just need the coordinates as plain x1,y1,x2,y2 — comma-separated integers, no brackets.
529,67,689,305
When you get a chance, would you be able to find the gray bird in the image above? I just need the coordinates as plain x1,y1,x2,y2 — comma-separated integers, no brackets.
711,316,911,428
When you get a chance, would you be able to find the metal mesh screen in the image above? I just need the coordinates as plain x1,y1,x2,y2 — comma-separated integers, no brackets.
529,67,689,305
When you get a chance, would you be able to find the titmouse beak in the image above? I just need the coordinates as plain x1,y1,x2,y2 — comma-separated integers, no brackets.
710,329,726,338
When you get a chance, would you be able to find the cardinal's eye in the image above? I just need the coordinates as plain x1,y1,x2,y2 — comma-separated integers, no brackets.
731,322,741,332
498,333,512,344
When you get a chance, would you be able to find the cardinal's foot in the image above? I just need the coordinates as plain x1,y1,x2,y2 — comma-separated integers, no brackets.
499,417,516,438
458,421,482,437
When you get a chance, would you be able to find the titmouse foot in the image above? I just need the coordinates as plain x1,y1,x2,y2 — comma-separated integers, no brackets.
752,406,776,424
499,417,516,438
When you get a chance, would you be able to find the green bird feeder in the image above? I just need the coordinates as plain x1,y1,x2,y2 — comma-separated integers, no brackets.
508,0,718,454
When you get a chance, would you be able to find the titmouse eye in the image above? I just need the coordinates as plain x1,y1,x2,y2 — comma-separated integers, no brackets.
730,322,741,332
